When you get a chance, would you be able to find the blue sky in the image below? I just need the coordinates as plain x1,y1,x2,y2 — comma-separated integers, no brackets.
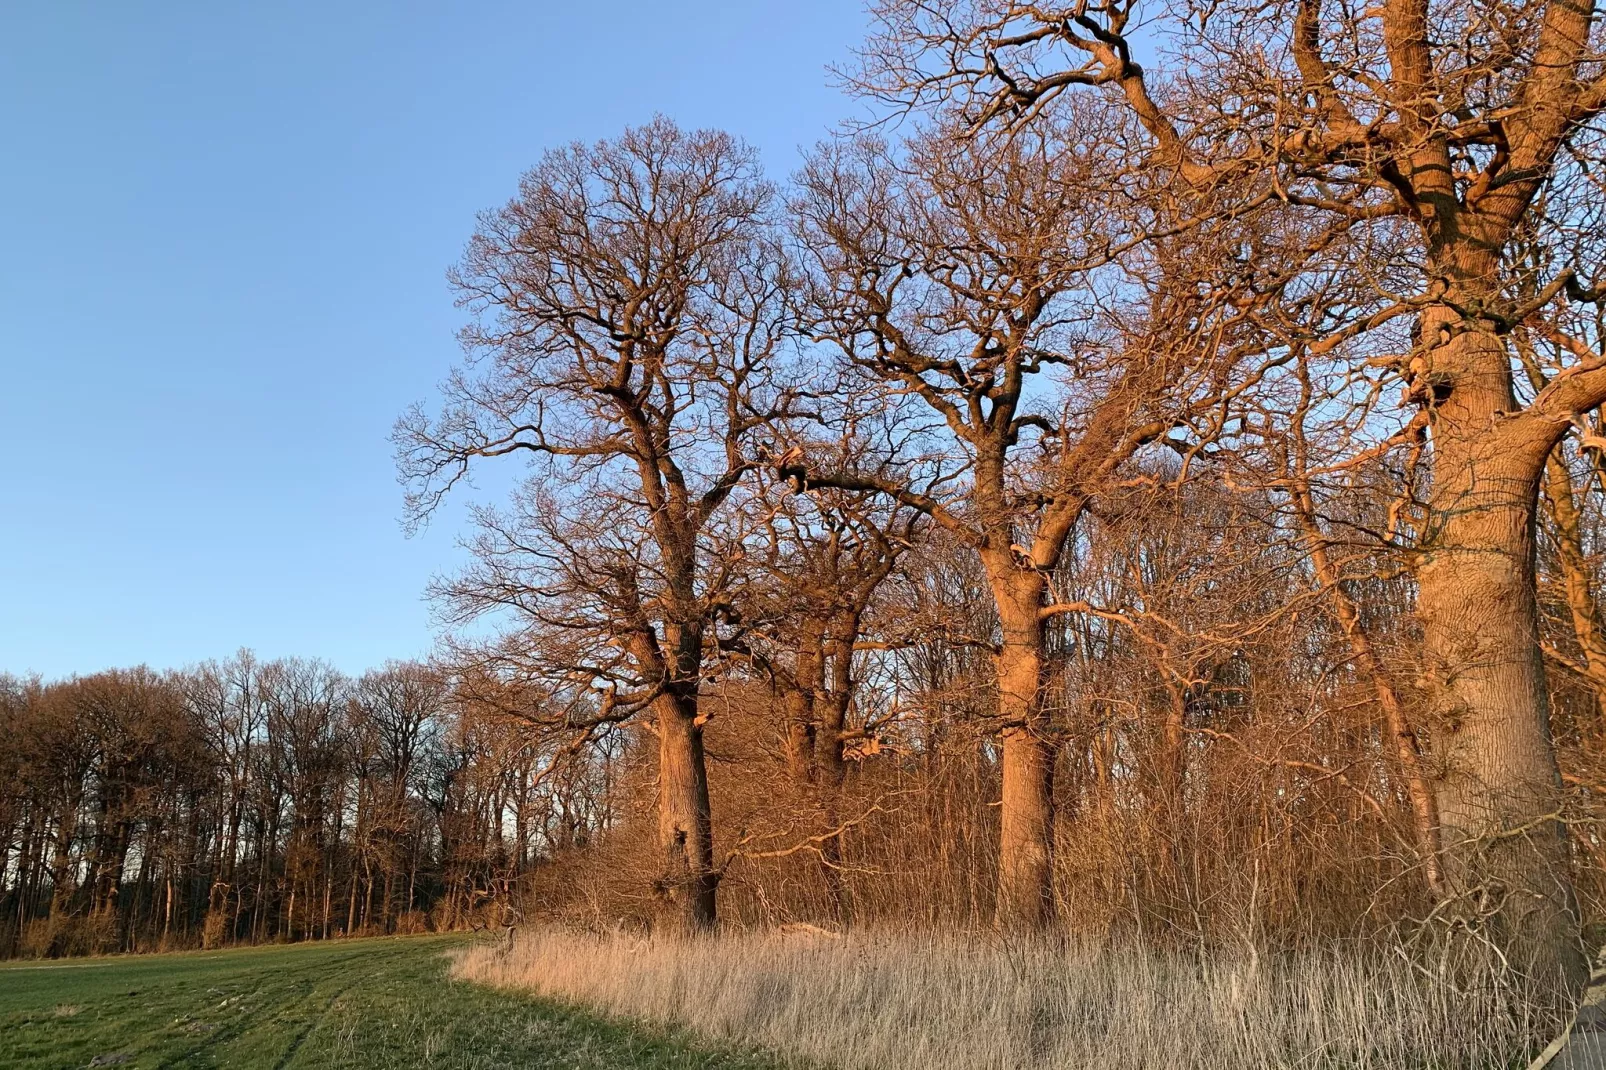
0,1,869,679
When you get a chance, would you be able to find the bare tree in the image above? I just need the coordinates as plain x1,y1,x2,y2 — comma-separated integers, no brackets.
853,0,1606,981
788,113,1266,925
184,651,266,947
746,459,922,920
397,118,796,930
353,662,445,930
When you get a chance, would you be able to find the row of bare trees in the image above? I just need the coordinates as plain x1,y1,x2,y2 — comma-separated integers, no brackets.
395,0,1606,994
9,0,1605,994
851,0,1606,985
0,656,620,957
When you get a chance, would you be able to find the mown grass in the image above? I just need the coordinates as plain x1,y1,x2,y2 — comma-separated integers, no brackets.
0,935,784,1069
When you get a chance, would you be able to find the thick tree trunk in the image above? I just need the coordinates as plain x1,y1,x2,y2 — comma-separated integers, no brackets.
816,629,854,923
990,575,1055,927
1417,304,1581,983
656,689,717,931
816,694,851,792
783,625,823,787
996,721,1054,926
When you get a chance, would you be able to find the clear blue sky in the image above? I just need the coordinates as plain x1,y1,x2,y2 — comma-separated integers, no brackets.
1,1,869,680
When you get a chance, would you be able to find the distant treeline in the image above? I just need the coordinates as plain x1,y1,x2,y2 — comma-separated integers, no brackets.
0,655,617,958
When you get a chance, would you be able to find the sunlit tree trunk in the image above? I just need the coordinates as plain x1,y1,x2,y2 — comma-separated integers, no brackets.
655,684,716,931
1417,300,1579,982
987,567,1054,927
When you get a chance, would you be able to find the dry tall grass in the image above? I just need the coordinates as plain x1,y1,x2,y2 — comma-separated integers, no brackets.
452,927,1557,1069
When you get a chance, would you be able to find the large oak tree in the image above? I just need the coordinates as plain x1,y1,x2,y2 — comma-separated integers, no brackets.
398,118,795,929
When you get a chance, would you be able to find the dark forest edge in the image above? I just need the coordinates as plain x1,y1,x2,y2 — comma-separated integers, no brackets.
0,657,547,959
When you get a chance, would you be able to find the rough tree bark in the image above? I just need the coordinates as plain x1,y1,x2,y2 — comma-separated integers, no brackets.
655,687,717,930
987,563,1055,925
1417,301,1578,978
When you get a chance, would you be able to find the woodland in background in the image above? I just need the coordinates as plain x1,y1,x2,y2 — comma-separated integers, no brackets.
9,0,1606,1005
7,467,1606,962
0,657,619,957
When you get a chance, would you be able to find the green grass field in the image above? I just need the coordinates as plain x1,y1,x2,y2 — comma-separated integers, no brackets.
0,936,784,1069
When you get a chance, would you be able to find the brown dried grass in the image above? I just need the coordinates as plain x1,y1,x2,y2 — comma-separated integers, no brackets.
453,926,1556,1069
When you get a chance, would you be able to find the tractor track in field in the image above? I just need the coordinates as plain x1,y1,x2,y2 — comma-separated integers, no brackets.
170,946,390,1068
